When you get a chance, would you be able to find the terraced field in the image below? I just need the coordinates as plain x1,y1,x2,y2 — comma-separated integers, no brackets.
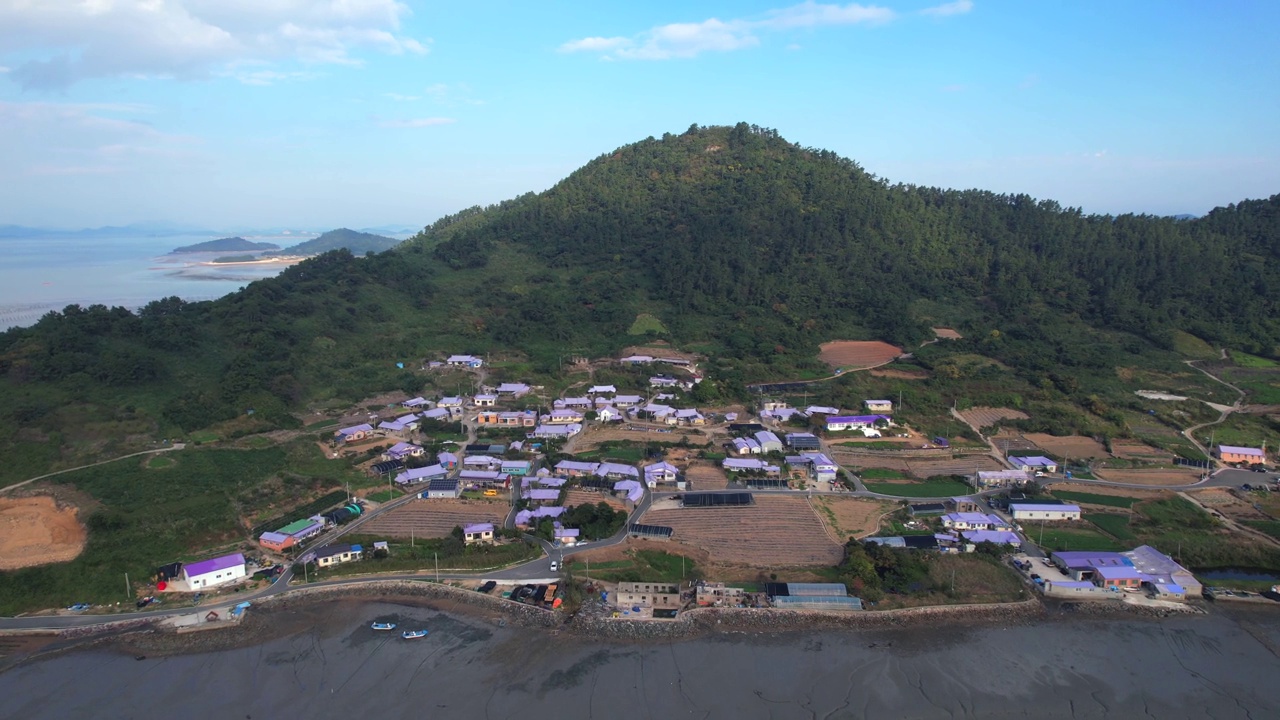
361,500,507,538
641,496,841,566
684,463,729,490
564,488,626,511
905,456,1004,477
959,407,1029,429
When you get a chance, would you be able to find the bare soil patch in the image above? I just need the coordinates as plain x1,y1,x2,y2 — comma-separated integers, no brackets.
818,340,903,370
1110,441,1174,461
932,327,964,340
829,454,913,473
869,368,930,380
574,426,710,452
1092,468,1203,486
683,463,729,491
1189,488,1271,521
564,489,626,512
907,456,1005,477
813,497,893,540
0,495,87,570
622,343,699,362
958,407,1029,429
360,499,506,539
1044,483,1169,500
642,496,841,566
1023,433,1109,459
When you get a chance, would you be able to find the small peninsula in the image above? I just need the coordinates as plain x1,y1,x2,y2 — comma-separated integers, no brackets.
170,237,280,254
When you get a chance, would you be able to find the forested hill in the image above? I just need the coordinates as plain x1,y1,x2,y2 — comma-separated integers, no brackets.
417,123,1280,354
276,228,400,255
2,123,1280,477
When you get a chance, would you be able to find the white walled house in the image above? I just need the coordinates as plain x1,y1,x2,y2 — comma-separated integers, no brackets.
1009,503,1081,521
182,553,247,589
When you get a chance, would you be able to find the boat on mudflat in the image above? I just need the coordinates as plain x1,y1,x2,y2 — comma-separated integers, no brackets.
371,622,397,631
401,629,428,639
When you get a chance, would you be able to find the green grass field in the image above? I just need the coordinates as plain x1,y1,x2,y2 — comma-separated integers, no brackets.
1231,350,1280,368
1029,525,1124,552
863,480,971,497
627,313,669,336
1050,491,1138,509
569,549,697,583
859,467,909,480
1084,512,1137,541
1171,331,1218,360
1244,521,1280,541
0,441,365,615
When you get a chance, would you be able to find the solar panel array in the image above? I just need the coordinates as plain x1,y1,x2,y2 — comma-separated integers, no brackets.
628,524,674,539
744,478,788,489
680,492,754,507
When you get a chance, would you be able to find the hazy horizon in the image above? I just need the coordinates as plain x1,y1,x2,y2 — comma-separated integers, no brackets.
2,1,1278,228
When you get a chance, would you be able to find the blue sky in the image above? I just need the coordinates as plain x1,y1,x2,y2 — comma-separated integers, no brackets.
1,1,1277,229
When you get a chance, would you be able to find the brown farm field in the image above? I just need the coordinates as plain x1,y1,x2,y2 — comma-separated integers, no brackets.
1188,488,1269,522
1092,468,1202,486
959,407,1029,429
641,496,842,566
360,499,507,539
1045,483,1169,501
828,453,913,473
1024,433,1109,459
906,456,1005,477
564,489,626,512
574,426,711,451
0,495,87,570
818,340,902,370
932,327,964,340
684,462,729,490
812,497,893,541
1110,441,1174,461
869,368,930,380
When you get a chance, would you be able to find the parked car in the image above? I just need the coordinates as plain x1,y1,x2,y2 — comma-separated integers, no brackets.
549,560,561,572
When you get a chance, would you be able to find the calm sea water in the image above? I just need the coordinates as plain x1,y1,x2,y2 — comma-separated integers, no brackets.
0,235,294,330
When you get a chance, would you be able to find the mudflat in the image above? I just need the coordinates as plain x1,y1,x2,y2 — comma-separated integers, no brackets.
2,600,1279,719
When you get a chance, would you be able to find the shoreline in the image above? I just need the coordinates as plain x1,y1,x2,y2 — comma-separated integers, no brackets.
0,581,1217,666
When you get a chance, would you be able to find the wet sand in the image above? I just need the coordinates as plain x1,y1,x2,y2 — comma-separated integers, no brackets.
2,601,1279,719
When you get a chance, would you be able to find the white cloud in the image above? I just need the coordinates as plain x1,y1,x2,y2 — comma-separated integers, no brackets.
0,100,203,176
385,92,421,101
227,69,320,86
0,65,10,73
0,0,428,89
760,1,895,29
559,2,893,60
920,0,973,17
377,117,455,128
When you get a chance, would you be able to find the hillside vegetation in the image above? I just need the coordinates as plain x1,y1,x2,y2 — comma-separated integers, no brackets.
274,228,401,256
2,124,1280,483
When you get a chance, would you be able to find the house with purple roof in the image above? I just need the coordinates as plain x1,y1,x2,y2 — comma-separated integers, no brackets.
523,488,561,505
613,480,645,507
596,462,639,480
555,460,600,477
675,408,705,425
589,384,617,395
403,397,430,408
613,394,643,407
961,530,1022,547
529,423,582,439
553,397,592,410
182,553,246,589
1217,444,1266,465
420,407,451,421
515,506,567,527
620,355,653,364
463,454,503,470
731,437,761,455
649,376,679,388
473,394,498,407
335,423,375,442
544,408,585,424
554,527,581,545
754,430,782,453
536,476,568,488
463,523,495,545
824,415,890,432
1007,456,1059,474
941,512,1012,531
394,464,448,485
447,354,483,368
497,383,531,397
459,470,508,486
437,451,458,469
596,406,624,423
644,461,679,486
383,442,424,461
1009,503,1080,521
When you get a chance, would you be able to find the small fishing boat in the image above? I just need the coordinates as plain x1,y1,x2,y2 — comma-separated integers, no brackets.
371,622,397,631
401,629,429,640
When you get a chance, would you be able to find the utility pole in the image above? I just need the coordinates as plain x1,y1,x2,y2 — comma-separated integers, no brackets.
125,572,130,600
434,552,439,582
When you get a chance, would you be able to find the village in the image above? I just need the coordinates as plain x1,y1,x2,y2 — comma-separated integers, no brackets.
132,345,1280,626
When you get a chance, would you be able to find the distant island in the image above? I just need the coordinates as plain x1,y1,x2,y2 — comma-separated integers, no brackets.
170,237,280,254
269,228,400,256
